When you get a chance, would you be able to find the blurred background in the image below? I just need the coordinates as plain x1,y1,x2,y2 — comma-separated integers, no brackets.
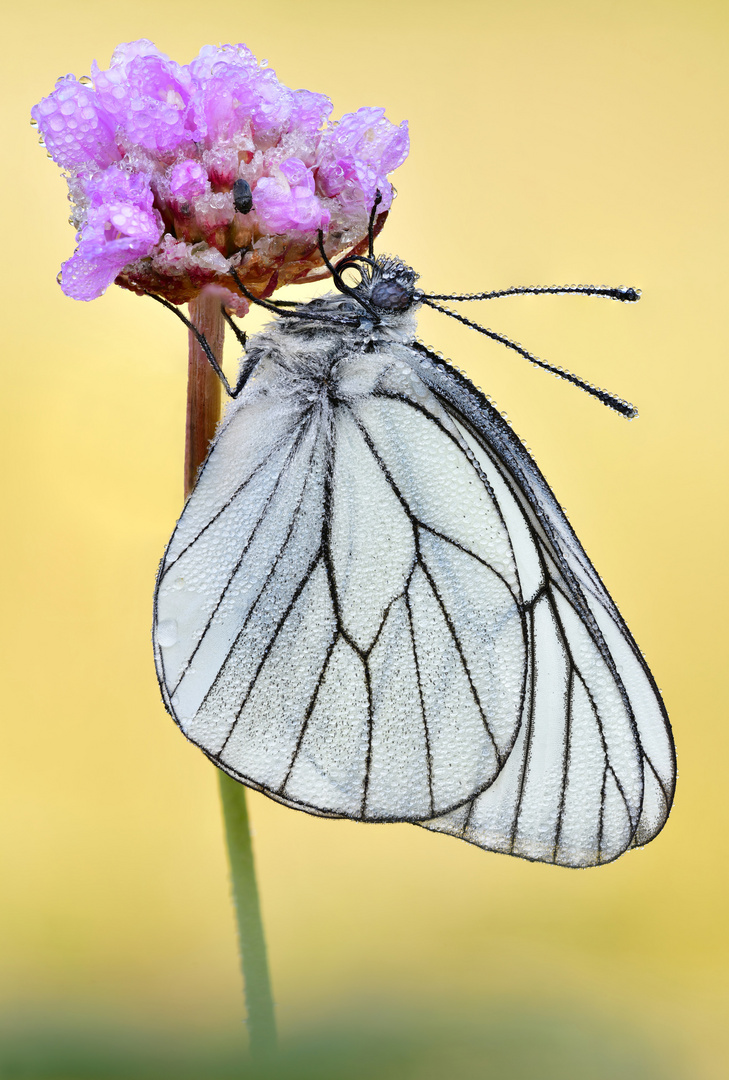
2,1,727,1077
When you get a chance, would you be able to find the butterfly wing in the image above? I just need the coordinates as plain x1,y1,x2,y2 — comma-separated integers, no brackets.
155,331,675,861
412,348,675,866
155,341,535,822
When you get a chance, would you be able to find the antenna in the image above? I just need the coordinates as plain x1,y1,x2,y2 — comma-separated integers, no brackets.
420,297,638,418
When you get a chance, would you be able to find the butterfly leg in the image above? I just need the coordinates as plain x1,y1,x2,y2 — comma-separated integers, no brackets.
221,306,247,351
220,308,265,399
145,291,260,399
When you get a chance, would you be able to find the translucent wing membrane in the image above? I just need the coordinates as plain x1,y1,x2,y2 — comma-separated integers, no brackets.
154,312,675,865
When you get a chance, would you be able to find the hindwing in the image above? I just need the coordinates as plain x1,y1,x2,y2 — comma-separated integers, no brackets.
414,349,675,866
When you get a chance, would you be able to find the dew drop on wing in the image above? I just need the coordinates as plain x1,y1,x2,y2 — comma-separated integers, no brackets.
157,619,179,648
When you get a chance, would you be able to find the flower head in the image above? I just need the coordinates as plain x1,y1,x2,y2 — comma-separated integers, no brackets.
32,40,409,312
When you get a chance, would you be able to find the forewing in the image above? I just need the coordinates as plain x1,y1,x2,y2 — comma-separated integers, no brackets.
414,350,675,866
155,346,526,823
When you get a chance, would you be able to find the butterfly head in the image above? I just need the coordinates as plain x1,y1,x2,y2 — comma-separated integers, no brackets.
369,257,423,312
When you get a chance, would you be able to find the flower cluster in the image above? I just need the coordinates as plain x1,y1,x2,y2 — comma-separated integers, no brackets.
32,40,409,311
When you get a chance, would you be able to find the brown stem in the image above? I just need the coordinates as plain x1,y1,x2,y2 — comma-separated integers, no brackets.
185,293,224,498
183,293,277,1056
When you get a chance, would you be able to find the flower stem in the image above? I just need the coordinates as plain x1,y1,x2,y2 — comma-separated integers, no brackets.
185,293,277,1058
184,295,223,499
217,771,277,1056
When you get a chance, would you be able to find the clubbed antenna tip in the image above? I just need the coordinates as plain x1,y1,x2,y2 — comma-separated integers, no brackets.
613,287,641,302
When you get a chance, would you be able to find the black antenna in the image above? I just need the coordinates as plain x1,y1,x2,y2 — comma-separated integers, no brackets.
316,231,379,319
421,284,640,303
421,298,637,418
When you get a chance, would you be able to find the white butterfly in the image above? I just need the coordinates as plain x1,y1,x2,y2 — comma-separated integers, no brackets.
152,241,675,869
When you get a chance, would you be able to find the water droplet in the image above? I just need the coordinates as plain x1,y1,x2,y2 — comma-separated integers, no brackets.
157,619,179,647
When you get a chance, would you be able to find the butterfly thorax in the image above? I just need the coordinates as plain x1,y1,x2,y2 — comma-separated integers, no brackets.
238,268,424,404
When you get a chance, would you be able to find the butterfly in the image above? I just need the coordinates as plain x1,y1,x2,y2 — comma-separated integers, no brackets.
152,203,675,869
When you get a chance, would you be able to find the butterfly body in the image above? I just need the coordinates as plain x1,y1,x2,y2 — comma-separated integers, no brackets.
153,257,675,867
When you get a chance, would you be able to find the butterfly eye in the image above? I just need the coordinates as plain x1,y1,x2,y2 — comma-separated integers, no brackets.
370,279,413,311
233,178,253,215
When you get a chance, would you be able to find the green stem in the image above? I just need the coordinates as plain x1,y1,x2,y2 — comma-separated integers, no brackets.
218,772,277,1056
185,294,277,1058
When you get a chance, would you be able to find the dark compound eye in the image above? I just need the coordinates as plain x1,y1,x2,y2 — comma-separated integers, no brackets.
370,279,413,311
233,178,253,215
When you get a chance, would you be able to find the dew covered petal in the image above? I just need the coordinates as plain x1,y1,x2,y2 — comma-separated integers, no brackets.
33,39,409,305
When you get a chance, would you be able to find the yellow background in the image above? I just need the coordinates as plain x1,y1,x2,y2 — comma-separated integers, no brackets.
2,1,727,1076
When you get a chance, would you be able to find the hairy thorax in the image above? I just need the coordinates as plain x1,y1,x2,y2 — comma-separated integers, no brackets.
238,291,422,401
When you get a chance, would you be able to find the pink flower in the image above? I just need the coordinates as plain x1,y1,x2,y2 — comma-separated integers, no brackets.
317,107,410,211
254,161,331,233
33,40,409,306
91,41,197,156
168,160,209,205
31,76,120,169
60,167,163,301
